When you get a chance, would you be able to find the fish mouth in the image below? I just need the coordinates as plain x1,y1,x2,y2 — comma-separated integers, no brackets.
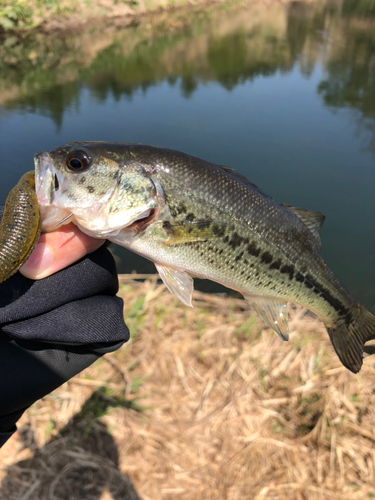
126,208,158,234
34,151,61,206
34,151,71,231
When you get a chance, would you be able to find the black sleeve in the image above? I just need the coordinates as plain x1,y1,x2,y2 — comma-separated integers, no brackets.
0,206,130,447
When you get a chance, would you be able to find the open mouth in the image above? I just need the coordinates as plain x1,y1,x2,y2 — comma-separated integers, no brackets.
54,173,59,192
34,151,56,205
127,208,157,234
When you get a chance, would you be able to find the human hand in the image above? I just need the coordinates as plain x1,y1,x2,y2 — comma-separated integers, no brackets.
0,208,128,449
20,224,105,280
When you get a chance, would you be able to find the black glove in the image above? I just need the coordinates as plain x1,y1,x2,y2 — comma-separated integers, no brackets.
0,206,129,447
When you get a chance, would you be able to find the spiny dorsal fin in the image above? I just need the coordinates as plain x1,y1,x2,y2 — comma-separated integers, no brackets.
281,204,325,249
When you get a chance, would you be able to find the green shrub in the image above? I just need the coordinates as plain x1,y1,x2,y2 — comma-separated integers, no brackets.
0,0,33,31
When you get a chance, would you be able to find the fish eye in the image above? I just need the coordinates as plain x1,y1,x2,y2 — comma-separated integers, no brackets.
66,150,92,172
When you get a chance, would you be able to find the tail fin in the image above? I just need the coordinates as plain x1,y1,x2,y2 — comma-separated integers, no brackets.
326,305,375,373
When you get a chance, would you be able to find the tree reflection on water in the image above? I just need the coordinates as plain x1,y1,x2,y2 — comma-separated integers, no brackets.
1,0,375,146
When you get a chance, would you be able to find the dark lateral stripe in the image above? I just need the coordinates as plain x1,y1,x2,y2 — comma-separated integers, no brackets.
295,272,304,283
217,228,263,259
217,229,352,322
247,242,261,257
228,232,244,250
280,264,294,280
305,273,351,320
269,258,281,270
217,232,349,323
260,251,273,264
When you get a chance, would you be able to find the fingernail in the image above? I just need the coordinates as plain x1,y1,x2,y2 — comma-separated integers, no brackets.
21,242,55,279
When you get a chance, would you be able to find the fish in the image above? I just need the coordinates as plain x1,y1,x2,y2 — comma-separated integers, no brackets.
0,171,41,283
34,141,375,373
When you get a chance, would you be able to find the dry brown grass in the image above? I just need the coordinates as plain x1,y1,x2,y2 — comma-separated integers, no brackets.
1,275,375,499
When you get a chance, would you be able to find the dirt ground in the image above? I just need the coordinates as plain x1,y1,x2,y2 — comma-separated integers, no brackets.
1,276,375,500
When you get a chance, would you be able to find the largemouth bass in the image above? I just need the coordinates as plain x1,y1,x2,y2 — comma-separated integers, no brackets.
34,142,375,373
0,171,41,283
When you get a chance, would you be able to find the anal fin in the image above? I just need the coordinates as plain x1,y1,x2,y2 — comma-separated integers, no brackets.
155,263,194,307
244,295,289,341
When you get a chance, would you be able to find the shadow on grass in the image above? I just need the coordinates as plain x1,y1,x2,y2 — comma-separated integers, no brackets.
0,388,142,500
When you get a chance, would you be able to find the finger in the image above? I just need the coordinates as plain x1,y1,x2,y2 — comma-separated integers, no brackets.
20,224,105,280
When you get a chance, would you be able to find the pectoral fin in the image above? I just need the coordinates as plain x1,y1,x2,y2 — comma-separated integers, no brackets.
163,221,228,245
244,295,289,341
155,263,194,307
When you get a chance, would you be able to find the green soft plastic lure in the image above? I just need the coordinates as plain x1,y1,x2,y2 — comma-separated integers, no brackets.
0,171,41,283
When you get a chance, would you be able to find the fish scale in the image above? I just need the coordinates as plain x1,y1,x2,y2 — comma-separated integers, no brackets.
33,141,375,373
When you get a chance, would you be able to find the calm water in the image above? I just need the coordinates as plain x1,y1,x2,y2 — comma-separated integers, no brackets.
0,1,374,310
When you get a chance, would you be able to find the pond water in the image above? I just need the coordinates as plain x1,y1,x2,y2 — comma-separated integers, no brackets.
0,0,374,310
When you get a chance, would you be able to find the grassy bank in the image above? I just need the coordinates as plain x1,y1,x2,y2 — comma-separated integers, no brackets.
1,276,374,499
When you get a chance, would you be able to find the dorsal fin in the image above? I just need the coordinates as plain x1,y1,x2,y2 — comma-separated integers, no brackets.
281,204,325,248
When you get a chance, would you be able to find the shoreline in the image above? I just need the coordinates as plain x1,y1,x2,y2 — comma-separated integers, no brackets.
1,0,323,36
